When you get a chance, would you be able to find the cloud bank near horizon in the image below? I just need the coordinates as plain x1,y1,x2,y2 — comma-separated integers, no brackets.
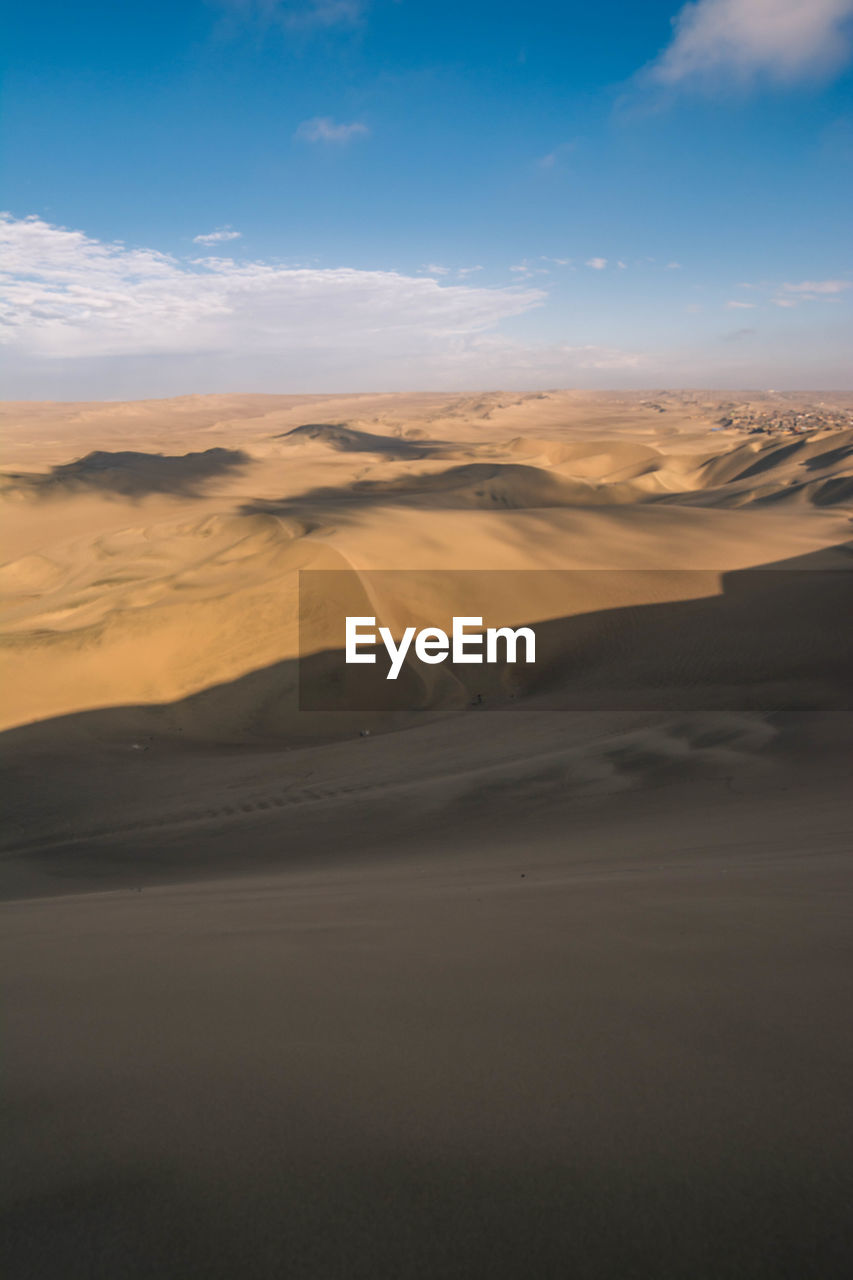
0,214,849,397
0,213,543,361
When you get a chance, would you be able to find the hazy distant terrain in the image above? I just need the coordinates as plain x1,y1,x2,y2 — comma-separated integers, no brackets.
2,389,852,1278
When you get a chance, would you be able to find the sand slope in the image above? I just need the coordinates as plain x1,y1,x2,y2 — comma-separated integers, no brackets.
2,391,852,1278
2,389,851,736
1,388,851,868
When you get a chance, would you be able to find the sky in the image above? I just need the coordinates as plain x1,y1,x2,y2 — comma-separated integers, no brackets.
1,0,852,397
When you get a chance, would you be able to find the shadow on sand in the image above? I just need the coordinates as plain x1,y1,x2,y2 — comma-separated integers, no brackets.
277,422,462,460
2,447,251,499
2,544,850,755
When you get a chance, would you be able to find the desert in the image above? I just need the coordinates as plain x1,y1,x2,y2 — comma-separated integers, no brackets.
2,388,852,1277
5,0,853,1269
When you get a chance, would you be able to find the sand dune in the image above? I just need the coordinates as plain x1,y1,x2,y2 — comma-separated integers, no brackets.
1,389,851,916
2,390,851,737
2,390,852,1278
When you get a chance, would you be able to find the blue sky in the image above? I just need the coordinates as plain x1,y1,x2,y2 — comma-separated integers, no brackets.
1,0,852,396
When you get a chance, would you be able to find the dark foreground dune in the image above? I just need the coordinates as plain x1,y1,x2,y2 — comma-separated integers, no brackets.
3,747,853,1280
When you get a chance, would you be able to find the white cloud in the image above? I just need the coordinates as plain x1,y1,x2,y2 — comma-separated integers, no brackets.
665,261,682,270
781,279,852,293
295,117,369,143
727,278,853,308
585,257,607,270
509,260,549,279
0,214,544,373
770,279,853,305
645,0,853,88
421,264,483,279
726,300,756,309
193,227,242,245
